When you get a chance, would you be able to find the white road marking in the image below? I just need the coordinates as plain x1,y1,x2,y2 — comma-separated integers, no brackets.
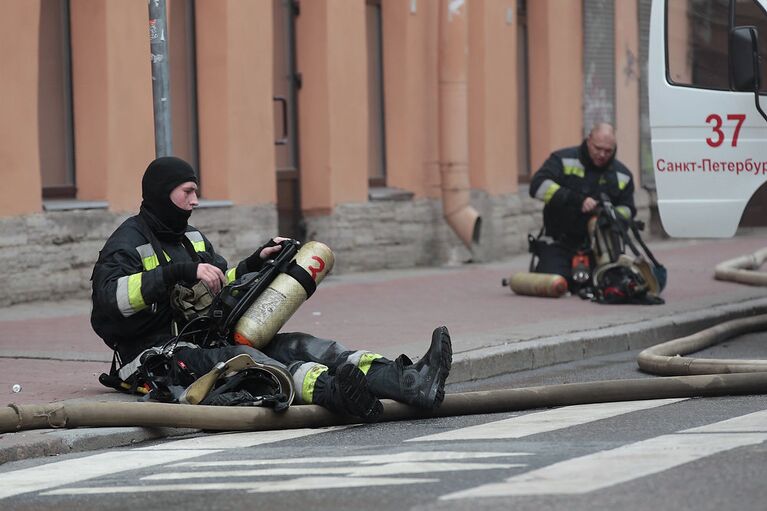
0,450,217,500
144,461,525,480
443,409,767,499
0,427,348,500
136,426,350,450
410,399,686,441
171,450,531,467
44,477,438,495
684,410,767,433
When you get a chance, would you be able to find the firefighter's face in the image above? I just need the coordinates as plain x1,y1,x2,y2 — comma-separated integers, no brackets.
587,131,616,168
170,181,199,211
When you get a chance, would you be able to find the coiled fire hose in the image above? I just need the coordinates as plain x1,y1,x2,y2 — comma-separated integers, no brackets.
2,249,767,434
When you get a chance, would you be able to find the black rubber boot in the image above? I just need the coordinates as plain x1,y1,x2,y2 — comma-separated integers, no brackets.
367,326,452,409
314,363,383,421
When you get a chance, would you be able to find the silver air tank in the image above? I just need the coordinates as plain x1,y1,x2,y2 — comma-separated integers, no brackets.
233,241,335,349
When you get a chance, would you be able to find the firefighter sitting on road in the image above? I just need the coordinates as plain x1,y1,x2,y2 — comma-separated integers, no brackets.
528,122,636,290
90,156,452,420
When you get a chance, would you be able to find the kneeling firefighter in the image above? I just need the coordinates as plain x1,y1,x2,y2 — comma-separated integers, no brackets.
91,156,452,421
528,123,637,294
525,122,665,304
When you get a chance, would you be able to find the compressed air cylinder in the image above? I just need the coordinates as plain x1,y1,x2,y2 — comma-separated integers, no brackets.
502,272,568,298
233,241,335,349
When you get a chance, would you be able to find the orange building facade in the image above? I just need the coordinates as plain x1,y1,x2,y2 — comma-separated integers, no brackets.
0,0,647,305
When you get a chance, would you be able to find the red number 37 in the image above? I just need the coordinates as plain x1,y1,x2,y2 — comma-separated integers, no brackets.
706,113,746,147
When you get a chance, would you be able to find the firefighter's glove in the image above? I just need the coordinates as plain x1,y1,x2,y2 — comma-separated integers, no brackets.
162,262,200,286
245,238,291,272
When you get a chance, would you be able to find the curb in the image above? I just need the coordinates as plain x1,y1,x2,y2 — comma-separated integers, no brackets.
450,296,767,382
0,425,197,465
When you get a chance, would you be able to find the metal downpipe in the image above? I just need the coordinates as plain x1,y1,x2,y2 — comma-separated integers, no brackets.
438,0,481,250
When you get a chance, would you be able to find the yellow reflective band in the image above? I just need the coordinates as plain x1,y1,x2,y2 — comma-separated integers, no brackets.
543,183,560,204
142,254,160,271
563,165,585,178
185,231,206,252
357,353,383,375
141,251,170,271
226,267,238,284
302,364,328,404
617,172,631,191
127,273,146,312
616,206,631,219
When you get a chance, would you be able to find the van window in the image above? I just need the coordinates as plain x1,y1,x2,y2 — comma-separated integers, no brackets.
666,0,767,91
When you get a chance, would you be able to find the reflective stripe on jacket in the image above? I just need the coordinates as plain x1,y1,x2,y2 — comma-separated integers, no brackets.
528,143,636,246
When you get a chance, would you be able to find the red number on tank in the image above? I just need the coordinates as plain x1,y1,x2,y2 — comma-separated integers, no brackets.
308,256,325,280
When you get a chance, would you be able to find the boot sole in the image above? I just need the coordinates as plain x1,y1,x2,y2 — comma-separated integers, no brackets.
336,364,383,421
420,326,453,409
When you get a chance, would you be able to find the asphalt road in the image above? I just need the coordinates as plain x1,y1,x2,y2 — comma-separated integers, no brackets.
0,336,765,511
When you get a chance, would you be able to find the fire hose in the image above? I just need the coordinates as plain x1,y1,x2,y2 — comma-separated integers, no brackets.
1,249,767,434
714,247,767,286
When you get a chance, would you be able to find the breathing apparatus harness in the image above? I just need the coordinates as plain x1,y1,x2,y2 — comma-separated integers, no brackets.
169,238,306,349
581,193,667,305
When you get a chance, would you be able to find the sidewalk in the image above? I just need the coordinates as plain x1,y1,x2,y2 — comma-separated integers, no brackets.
1,230,767,463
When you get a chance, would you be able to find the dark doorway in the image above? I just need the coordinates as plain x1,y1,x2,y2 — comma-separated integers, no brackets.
273,0,304,240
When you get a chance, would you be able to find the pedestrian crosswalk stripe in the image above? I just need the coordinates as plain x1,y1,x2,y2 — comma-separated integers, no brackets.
0,427,347,500
136,426,351,450
171,450,531,468
5,400,764,501
442,408,767,499
144,461,526,481
684,409,767,433
409,398,685,441
44,477,438,495
0,450,217,500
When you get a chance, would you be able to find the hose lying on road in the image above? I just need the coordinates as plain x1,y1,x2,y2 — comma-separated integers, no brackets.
2,249,766,434
637,313,767,375
714,247,767,286
2,372,767,434
639,245,767,376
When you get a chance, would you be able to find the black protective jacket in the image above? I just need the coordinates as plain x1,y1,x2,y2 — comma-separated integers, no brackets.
529,140,636,247
90,215,251,362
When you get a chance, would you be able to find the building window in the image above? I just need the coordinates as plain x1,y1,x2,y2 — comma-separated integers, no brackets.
367,0,387,186
39,0,75,199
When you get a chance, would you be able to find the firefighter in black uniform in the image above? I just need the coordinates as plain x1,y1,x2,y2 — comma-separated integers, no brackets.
528,123,636,287
91,157,452,420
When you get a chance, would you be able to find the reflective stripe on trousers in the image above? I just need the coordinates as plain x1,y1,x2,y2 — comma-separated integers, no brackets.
290,362,328,404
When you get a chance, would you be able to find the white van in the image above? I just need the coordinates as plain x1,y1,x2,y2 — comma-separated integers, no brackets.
650,0,767,237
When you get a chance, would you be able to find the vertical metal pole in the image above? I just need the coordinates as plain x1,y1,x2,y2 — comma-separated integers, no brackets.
149,0,173,156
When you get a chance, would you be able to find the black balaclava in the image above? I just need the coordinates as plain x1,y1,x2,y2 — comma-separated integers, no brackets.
139,157,198,240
